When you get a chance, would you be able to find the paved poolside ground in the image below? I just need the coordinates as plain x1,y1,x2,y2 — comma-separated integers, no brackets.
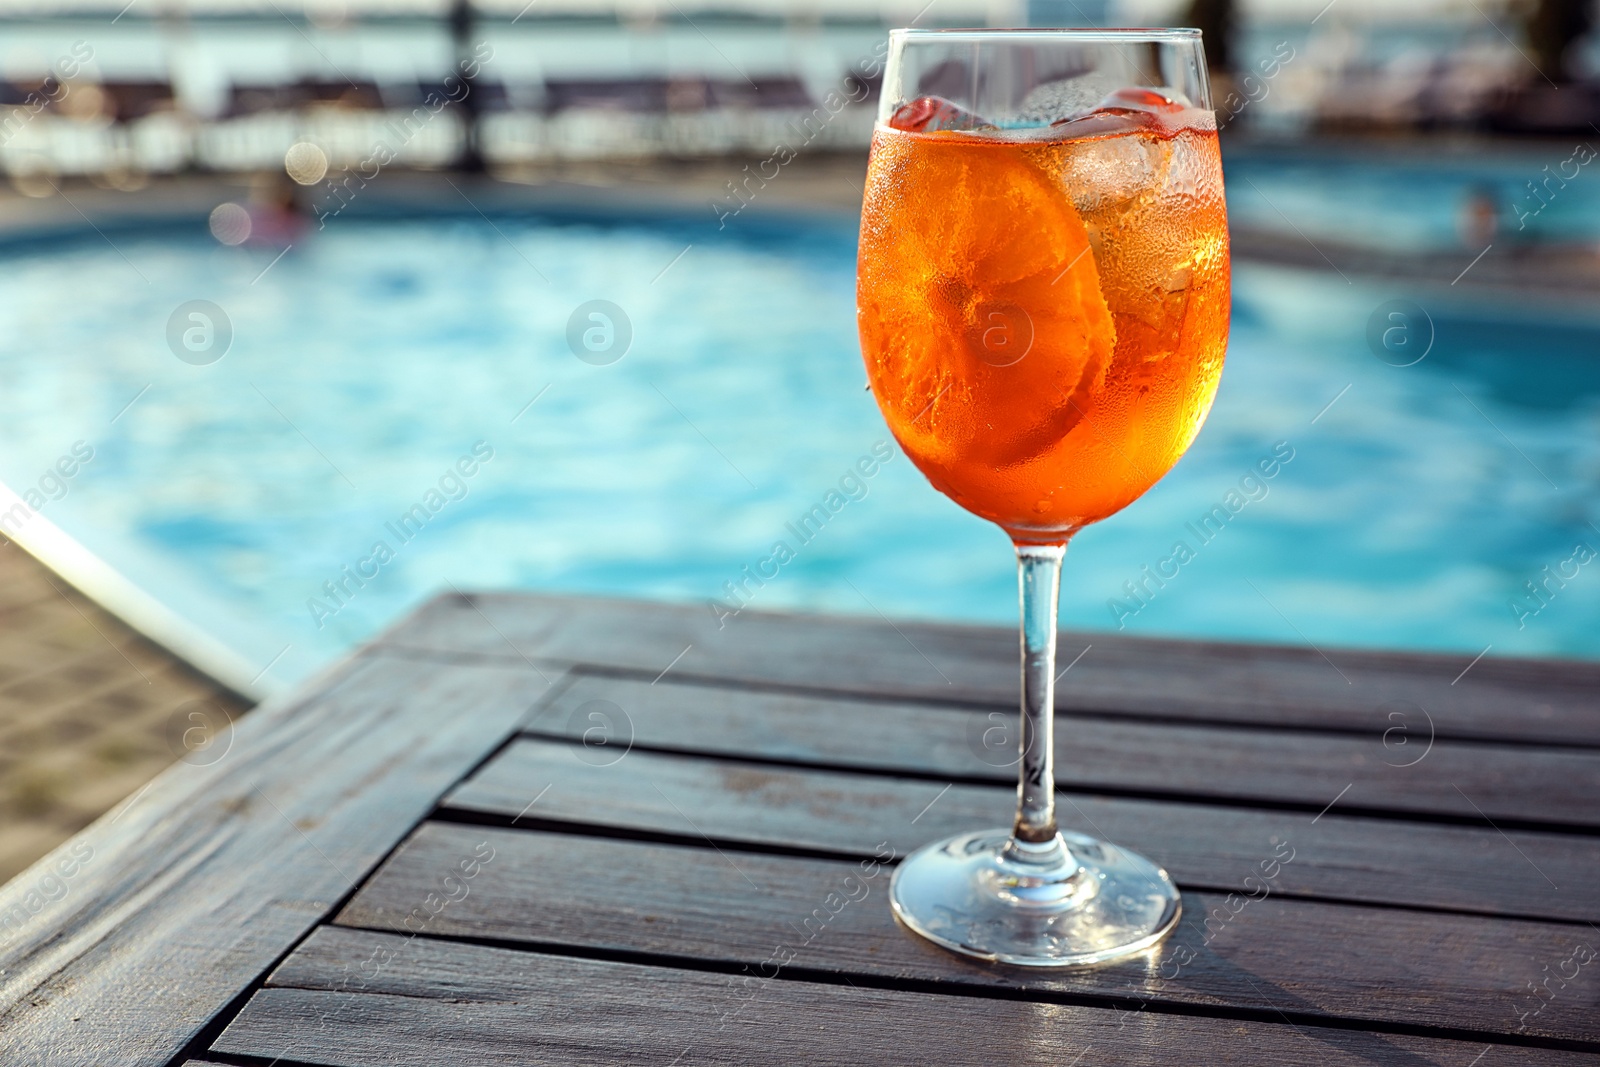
0,542,247,883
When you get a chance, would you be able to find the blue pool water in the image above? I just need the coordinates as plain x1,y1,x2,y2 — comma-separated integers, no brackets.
1228,147,1600,253
1,182,1597,690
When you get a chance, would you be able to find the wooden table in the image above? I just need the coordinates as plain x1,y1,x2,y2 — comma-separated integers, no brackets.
2,592,1597,1065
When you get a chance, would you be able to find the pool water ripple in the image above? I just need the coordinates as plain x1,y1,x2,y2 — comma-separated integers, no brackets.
0,209,1594,687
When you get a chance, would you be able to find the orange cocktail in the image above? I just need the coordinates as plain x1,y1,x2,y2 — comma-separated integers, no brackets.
858,94,1229,542
870,29,1223,971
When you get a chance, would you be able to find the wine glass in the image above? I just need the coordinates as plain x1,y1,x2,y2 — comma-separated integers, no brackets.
858,27,1228,966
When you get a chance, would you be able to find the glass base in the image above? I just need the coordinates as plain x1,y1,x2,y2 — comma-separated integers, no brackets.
889,828,1181,967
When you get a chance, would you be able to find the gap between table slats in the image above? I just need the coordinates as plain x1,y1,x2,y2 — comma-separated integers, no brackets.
525,673,1600,830
211,926,1600,1066
379,593,1600,744
330,822,1600,1047
440,737,1600,925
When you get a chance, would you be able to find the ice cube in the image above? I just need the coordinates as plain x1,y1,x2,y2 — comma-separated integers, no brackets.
1099,87,1190,114
1050,88,1194,138
1076,128,1227,364
886,96,991,133
1049,106,1158,140
1017,72,1122,125
1053,123,1168,215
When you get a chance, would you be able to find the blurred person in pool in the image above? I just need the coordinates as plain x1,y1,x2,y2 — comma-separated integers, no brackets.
858,87,1230,543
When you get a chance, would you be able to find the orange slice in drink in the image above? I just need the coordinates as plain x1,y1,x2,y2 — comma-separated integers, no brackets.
858,127,1116,469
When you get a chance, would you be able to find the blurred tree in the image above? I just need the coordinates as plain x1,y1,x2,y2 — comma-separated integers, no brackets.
1524,0,1596,83
1184,0,1235,76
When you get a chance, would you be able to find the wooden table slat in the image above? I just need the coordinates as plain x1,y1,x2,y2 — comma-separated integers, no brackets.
382,593,1600,744
0,654,553,1067
445,738,1600,924
7,591,1594,1066
335,823,1600,1045
532,673,1600,829
214,926,1600,1067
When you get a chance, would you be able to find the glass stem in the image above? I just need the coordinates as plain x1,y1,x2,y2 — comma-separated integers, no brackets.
1012,543,1064,846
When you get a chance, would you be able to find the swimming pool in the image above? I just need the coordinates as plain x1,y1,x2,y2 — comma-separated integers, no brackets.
1228,146,1600,253
1,180,1596,693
